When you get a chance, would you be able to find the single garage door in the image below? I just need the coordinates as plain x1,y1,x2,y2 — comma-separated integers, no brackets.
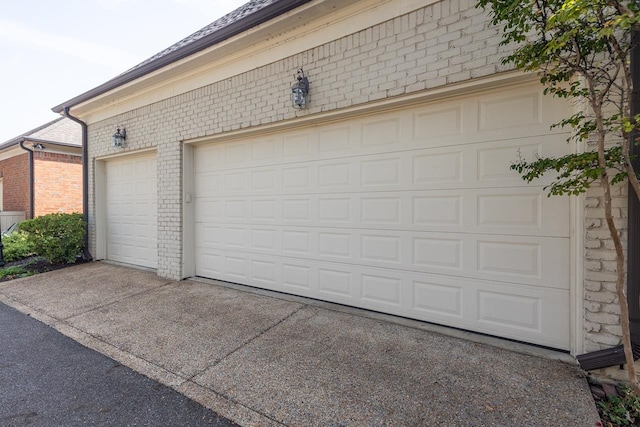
106,152,158,268
193,82,571,350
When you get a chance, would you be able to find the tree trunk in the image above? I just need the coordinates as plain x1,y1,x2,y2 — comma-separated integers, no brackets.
599,139,640,396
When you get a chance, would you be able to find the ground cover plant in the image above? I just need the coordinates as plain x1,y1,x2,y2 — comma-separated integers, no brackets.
0,264,35,280
0,213,86,281
2,231,36,262
593,383,640,426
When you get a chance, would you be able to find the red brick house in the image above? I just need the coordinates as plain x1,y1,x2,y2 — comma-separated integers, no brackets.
0,118,82,230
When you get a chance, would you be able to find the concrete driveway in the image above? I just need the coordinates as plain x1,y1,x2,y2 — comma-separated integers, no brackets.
0,262,600,426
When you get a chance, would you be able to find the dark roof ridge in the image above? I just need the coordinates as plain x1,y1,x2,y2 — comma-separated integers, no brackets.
52,0,311,113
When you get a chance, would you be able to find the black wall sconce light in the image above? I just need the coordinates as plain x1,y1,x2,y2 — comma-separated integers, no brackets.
112,127,126,148
291,68,309,109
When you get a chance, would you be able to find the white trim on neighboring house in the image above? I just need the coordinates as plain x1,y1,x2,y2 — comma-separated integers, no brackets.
0,143,81,161
0,146,26,162
31,145,82,157
0,176,3,211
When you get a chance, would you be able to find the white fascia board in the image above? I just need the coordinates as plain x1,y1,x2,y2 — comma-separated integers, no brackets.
0,145,24,162
26,141,82,157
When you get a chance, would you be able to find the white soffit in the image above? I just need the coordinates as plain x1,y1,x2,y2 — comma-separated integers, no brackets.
0,145,24,162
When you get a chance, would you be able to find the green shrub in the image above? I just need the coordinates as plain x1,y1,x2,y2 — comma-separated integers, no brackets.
598,386,640,426
18,213,85,264
2,231,37,262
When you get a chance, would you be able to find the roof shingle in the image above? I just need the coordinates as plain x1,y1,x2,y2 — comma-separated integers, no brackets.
0,117,81,151
125,0,279,75
52,0,310,113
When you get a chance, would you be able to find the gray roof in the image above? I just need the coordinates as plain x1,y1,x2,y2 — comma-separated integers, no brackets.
0,117,82,151
125,0,280,74
52,0,310,113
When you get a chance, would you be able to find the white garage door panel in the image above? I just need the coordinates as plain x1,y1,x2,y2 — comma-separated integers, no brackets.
195,187,568,236
106,153,158,268
195,134,568,193
194,248,570,348
195,89,566,174
193,83,572,349
195,225,569,289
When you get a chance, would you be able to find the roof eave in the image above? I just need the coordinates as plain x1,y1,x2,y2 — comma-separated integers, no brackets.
52,0,312,114
0,139,21,152
23,137,82,150
0,137,81,153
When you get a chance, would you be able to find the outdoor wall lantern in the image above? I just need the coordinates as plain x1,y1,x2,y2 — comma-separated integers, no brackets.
112,127,127,148
291,68,309,109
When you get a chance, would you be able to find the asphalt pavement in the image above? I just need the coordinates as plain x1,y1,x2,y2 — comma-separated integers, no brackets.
0,302,236,427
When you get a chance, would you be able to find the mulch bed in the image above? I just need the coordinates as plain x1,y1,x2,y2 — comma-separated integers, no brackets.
0,256,87,282
589,379,640,426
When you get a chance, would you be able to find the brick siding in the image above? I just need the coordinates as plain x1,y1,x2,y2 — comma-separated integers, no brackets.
0,153,30,215
33,152,82,217
583,182,628,351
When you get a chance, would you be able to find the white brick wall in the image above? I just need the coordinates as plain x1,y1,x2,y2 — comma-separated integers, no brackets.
87,0,509,279
583,182,628,352
84,0,628,355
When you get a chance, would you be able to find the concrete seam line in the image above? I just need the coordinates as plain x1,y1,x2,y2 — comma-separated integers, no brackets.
186,304,307,381
60,281,175,321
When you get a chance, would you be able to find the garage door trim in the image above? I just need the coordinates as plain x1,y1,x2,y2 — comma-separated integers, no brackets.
95,148,158,267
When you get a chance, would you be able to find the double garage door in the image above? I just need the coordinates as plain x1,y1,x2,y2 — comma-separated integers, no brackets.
191,83,572,350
